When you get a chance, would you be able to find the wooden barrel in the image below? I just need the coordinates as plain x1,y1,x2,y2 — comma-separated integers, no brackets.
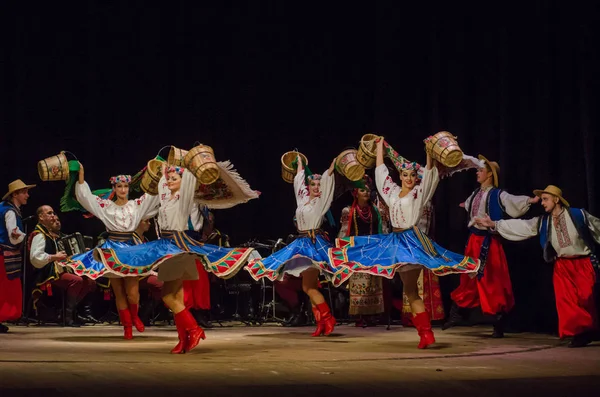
357,133,380,169
281,151,308,183
167,146,188,166
38,152,70,181
140,159,165,195
425,131,464,168
184,144,220,185
335,149,365,181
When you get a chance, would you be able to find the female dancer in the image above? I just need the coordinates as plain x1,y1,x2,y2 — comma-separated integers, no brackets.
58,163,160,339
96,165,255,353
246,156,342,336
328,138,480,348
337,175,386,327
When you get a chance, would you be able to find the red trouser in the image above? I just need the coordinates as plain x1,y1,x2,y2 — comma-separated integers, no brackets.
183,260,210,310
274,274,303,308
51,272,95,301
553,257,598,338
451,234,515,315
0,256,22,322
140,275,164,301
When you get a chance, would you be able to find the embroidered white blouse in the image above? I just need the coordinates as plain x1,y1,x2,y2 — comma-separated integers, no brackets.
76,182,160,232
495,210,600,257
294,169,335,231
465,186,531,230
157,170,197,232
375,164,439,230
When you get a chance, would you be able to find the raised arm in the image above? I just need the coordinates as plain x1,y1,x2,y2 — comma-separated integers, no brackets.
500,191,538,218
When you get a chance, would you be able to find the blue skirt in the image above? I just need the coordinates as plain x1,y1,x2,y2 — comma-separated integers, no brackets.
328,227,480,285
95,231,254,281
245,235,351,285
57,239,156,279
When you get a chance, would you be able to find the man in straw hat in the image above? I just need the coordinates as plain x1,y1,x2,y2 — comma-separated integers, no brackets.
443,155,539,338
476,185,599,347
0,179,35,333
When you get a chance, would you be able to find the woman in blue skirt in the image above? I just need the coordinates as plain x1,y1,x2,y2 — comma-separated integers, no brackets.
57,163,160,339
95,164,255,354
328,138,480,349
246,155,341,337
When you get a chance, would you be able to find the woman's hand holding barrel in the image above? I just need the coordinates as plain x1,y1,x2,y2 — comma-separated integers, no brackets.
78,162,85,184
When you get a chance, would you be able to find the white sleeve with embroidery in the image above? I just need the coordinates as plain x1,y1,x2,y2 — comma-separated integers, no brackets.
584,210,600,245
294,169,309,207
179,170,198,220
375,164,400,208
495,217,540,241
500,191,532,218
315,170,335,217
75,181,109,223
418,166,440,206
30,233,52,269
338,206,350,238
134,193,160,220
5,211,25,245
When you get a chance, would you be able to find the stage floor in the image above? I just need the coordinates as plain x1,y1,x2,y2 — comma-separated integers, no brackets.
0,323,599,397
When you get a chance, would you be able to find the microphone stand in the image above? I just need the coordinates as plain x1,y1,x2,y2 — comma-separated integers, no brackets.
17,216,36,325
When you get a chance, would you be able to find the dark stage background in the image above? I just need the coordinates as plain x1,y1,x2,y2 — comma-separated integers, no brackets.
1,2,599,333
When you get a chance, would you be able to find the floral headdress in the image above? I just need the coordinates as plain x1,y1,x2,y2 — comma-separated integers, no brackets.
166,165,184,175
307,174,321,182
109,175,132,185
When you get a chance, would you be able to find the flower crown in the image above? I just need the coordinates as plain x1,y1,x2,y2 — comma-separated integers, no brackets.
307,174,322,182
400,162,421,172
109,175,132,185
166,165,184,175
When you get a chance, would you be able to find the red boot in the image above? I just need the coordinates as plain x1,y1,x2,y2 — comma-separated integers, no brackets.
174,309,206,353
129,303,145,333
316,302,336,336
171,315,188,354
311,305,324,337
118,309,133,340
413,311,435,349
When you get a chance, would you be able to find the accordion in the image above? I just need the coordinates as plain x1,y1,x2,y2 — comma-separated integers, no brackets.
57,233,89,256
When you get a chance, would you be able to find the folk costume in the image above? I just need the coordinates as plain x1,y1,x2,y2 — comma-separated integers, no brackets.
245,165,342,336
493,186,600,347
401,200,445,326
29,223,95,325
0,180,35,332
95,166,256,353
446,155,532,337
337,176,385,324
328,162,480,348
57,174,160,338
183,203,213,328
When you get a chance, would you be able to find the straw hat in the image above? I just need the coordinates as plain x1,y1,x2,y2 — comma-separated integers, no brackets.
533,185,570,207
2,179,36,201
478,155,500,188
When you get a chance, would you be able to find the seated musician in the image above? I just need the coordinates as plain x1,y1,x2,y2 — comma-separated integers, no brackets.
29,205,97,326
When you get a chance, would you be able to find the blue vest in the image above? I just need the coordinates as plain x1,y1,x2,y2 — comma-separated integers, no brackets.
466,188,506,279
538,208,597,265
0,200,23,249
466,187,505,223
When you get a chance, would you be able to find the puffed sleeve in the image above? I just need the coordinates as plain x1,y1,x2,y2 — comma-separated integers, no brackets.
495,217,540,241
500,191,532,218
294,169,309,207
375,164,400,208
75,181,110,223
314,171,335,217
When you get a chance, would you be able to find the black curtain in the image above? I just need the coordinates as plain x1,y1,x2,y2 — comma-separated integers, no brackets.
1,2,598,333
